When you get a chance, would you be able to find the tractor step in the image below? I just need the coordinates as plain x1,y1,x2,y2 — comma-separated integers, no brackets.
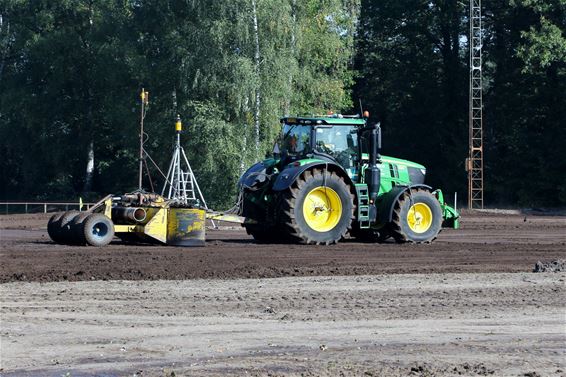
355,184,371,229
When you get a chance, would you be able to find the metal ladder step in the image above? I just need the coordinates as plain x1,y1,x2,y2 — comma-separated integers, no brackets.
355,185,371,229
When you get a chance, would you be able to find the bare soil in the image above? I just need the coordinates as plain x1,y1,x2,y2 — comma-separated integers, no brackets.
1,211,565,283
1,211,565,376
1,273,564,376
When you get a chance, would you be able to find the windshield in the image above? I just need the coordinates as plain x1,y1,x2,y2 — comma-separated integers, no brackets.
315,126,358,167
315,126,358,155
280,124,311,155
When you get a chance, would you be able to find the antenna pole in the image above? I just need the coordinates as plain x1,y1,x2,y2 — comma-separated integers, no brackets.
138,89,149,190
468,0,484,209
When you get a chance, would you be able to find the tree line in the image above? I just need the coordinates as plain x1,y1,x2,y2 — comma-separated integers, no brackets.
0,0,564,208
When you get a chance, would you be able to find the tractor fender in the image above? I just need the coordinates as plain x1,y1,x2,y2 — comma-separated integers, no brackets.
239,161,269,190
377,184,432,223
272,162,355,192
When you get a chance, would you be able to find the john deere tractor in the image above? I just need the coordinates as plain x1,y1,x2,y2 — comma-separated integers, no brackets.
239,114,459,245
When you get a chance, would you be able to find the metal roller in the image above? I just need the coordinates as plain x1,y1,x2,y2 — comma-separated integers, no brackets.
111,207,147,223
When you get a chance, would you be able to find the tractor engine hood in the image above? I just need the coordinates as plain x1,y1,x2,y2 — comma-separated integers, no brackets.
380,156,427,185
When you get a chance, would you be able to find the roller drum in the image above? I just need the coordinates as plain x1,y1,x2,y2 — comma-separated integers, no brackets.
112,207,147,223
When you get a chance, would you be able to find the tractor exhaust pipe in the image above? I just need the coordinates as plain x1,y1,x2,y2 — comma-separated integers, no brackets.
112,207,147,223
362,122,382,205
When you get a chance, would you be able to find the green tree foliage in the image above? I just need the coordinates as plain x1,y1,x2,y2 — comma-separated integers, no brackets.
484,0,566,205
0,0,359,208
354,0,566,206
0,0,137,199
1,0,563,208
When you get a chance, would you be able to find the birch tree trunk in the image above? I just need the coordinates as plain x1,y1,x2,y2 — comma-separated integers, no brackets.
240,95,250,173
285,0,297,115
84,140,95,192
0,13,11,86
251,0,261,160
82,1,95,193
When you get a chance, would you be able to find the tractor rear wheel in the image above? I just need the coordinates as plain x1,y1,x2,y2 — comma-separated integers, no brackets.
389,188,442,243
278,169,354,245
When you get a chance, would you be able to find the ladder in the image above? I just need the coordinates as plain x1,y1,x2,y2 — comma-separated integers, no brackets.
356,185,370,229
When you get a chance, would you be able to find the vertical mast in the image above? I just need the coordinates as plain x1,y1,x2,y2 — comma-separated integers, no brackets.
138,89,149,190
468,0,484,209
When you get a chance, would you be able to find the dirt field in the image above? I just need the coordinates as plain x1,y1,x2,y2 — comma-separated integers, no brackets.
1,211,565,282
1,211,565,376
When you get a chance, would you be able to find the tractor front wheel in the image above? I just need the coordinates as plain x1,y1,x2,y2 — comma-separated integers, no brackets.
389,188,442,243
279,169,354,245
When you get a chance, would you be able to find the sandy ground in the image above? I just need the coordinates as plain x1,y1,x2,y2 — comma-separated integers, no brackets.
0,211,565,376
1,273,565,376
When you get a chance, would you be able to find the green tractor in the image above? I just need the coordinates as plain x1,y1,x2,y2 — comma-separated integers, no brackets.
239,114,459,245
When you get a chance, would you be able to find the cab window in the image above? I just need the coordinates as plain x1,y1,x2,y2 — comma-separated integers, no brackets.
280,124,311,155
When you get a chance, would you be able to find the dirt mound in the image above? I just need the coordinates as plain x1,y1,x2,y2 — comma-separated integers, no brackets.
533,259,565,273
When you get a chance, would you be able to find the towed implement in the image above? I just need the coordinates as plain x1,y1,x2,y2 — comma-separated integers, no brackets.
239,113,459,244
46,107,240,247
47,108,459,247
47,193,207,247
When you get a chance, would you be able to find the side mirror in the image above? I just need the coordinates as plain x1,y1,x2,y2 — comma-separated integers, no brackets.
272,142,280,158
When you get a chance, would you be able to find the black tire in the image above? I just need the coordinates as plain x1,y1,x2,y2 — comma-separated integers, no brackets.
389,188,442,243
68,212,92,245
47,212,65,244
81,213,114,247
278,169,355,245
57,210,81,245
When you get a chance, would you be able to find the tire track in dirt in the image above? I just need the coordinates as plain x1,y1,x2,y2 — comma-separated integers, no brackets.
1,273,564,376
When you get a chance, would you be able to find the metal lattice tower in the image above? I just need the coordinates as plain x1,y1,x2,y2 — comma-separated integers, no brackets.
468,0,484,209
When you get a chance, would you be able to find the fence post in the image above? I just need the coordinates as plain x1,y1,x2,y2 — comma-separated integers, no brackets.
25,203,28,213
44,203,47,213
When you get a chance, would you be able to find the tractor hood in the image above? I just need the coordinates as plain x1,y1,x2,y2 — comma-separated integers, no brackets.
380,155,425,170
380,155,427,185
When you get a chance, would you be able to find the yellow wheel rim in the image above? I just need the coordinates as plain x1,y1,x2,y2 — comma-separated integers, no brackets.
407,203,433,233
302,187,342,232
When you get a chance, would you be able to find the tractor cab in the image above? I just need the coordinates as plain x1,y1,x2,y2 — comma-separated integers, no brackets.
279,116,365,175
